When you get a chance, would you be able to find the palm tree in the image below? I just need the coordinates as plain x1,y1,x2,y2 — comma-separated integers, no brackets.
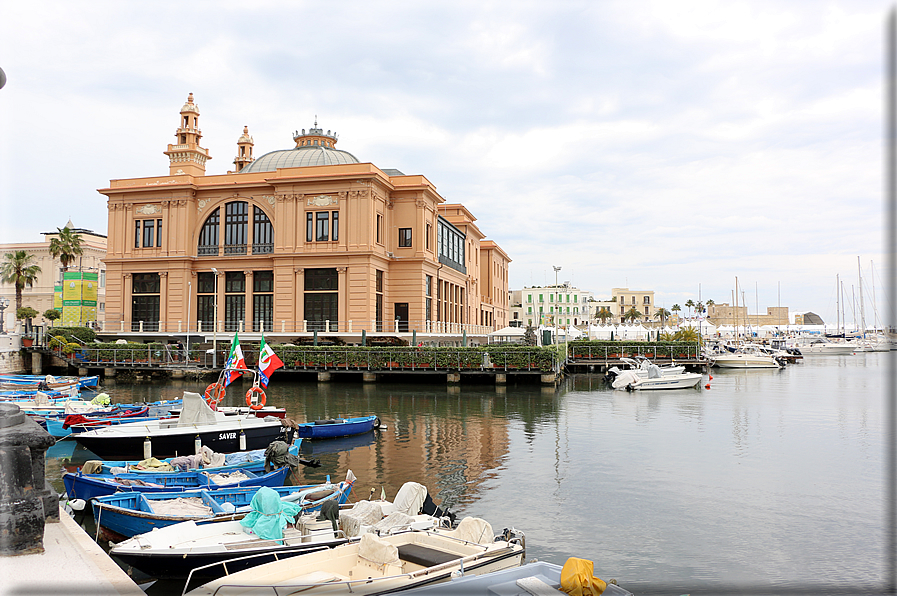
654,307,671,326
685,299,695,319
624,307,642,323
695,301,704,318
596,307,613,324
49,226,83,271
674,326,701,343
671,304,681,320
705,299,715,321
1,251,41,312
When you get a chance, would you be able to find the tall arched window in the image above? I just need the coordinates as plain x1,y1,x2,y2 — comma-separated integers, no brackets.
252,206,273,254
198,208,220,255
224,201,248,255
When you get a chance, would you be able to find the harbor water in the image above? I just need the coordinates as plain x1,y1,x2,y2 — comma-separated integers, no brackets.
46,352,890,595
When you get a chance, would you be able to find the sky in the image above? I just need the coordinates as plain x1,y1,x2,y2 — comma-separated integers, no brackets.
0,0,891,327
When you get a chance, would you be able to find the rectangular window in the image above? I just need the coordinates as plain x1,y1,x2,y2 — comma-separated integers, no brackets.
225,271,245,294
253,293,273,332
539,294,543,302
305,268,338,291
527,306,532,314
527,294,532,303
644,296,650,304
99,271,106,288
332,211,339,242
156,219,163,247
426,223,431,250
425,275,432,297
142,220,154,248
307,212,314,242
253,271,273,293
134,221,141,248
398,228,412,247
426,297,432,321
316,212,329,242
376,214,382,244
376,269,383,293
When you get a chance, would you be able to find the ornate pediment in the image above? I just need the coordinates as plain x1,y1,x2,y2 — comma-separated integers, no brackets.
307,194,338,207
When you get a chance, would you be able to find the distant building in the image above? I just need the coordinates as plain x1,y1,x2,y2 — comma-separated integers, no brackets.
707,303,789,326
509,285,592,329
610,288,656,323
0,221,107,327
793,312,823,325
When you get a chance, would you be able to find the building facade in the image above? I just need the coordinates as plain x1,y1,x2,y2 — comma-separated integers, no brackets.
0,222,107,329
610,287,656,323
707,303,789,327
508,285,592,329
98,95,510,340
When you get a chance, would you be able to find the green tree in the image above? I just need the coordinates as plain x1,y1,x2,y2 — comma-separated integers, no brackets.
43,309,61,325
624,307,642,323
685,299,695,319
654,307,671,326
49,226,83,271
1,250,41,312
671,304,681,320
674,326,701,343
596,307,613,324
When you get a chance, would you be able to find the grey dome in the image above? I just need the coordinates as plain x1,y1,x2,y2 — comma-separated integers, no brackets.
242,145,360,173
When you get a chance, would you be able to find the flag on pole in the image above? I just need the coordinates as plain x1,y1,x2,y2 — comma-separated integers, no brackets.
257,336,284,388
223,332,246,386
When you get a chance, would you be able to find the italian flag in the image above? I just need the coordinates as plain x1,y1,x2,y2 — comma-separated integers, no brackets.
257,336,284,388
223,332,246,386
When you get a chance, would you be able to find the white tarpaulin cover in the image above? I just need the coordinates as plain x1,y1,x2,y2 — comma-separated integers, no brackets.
358,532,400,565
340,501,384,537
392,482,428,516
453,517,494,545
177,391,219,427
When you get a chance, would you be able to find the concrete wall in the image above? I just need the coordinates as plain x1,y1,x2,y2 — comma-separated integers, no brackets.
0,334,25,373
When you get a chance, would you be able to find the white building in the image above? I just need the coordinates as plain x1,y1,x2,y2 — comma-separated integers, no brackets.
508,285,593,328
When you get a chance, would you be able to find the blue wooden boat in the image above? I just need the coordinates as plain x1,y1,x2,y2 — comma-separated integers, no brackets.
62,465,290,500
92,477,354,539
94,437,304,475
38,405,155,438
295,415,381,440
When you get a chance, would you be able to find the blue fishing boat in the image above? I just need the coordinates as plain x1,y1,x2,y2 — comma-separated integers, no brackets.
62,465,290,500
295,415,381,440
92,477,354,539
94,437,305,475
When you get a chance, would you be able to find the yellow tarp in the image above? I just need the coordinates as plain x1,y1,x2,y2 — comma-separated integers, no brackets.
560,558,607,596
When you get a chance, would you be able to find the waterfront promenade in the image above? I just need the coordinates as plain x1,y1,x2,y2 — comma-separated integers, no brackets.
0,505,143,596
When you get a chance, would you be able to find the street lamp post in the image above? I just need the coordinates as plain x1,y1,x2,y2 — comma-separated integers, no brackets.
553,266,561,345
0,297,9,334
211,268,218,368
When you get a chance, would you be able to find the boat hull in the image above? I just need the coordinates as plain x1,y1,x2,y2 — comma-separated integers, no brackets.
711,355,780,368
73,422,293,459
62,465,290,501
296,416,379,440
95,481,352,539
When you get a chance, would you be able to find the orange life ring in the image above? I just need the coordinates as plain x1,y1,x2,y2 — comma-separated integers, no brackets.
245,386,266,410
204,383,226,409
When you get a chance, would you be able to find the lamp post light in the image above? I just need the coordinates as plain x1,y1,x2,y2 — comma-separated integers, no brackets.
211,268,218,368
553,266,561,345
0,297,9,334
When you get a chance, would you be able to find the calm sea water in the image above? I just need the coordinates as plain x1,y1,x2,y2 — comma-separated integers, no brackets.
46,352,891,595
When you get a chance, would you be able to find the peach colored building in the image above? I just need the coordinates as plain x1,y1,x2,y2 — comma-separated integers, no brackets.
98,94,510,342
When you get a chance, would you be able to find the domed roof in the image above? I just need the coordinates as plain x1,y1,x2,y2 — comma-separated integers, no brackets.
241,145,359,172
241,121,360,173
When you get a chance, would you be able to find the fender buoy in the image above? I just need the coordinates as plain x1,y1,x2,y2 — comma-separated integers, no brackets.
204,383,226,409
705,384,711,389
246,386,266,410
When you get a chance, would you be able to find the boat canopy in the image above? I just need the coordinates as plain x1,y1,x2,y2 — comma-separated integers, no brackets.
176,392,219,427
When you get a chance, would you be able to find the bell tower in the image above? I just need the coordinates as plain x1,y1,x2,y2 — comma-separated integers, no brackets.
164,93,211,176
233,126,255,172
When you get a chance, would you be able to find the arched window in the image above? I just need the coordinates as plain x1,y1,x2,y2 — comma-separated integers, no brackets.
252,206,273,254
224,201,248,255
198,201,274,256
198,208,220,255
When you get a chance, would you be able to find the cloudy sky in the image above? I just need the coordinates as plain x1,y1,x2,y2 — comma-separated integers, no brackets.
0,1,890,325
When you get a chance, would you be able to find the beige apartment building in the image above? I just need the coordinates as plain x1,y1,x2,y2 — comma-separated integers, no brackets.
0,223,107,329
98,94,510,340
610,288,656,323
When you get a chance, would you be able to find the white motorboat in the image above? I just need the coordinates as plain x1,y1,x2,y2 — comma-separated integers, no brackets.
791,338,855,355
709,346,782,369
401,558,633,596
184,517,525,596
611,364,703,390
73,391,293,459
110,481,455,582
